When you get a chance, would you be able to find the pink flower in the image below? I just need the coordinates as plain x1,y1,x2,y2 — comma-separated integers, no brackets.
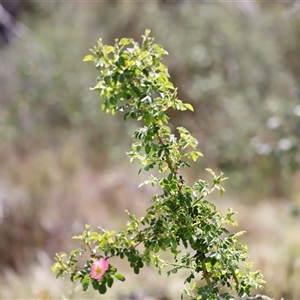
90,258,109,281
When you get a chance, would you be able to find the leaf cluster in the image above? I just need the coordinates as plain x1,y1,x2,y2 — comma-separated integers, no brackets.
53,30,265,299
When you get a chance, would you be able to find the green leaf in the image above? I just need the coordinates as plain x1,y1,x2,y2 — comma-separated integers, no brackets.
82,280,90,292
206,168,216,176
83,55,95,62
123,112,130,121
165,82,174,89
145,29,151,36
51,262,59,273
190,151,203,162
153,44,169,56
137,260,144,268
145,144,151,154
183,103,194,111
142,112,153,126
98,284,107,294
92,278,100,290
119,38,132,46
117,56,126,67
55,269,64,279
105,46,114,54
114,273,126,282
107,277,114,288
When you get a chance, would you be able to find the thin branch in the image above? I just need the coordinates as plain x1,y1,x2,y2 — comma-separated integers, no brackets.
157,133,177,174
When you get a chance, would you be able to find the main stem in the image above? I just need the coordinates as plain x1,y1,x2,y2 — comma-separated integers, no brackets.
201,260,213,288
156,132,177,175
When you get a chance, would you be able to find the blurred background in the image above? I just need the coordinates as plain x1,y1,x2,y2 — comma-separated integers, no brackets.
1,0,300,299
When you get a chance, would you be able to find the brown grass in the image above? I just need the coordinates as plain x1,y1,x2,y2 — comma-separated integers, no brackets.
1,140,300,299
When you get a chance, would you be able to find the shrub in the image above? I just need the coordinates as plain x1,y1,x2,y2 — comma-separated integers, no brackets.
53,30,265,299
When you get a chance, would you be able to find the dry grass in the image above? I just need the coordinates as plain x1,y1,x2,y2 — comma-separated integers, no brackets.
0,142,300,299
213,197,300,299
